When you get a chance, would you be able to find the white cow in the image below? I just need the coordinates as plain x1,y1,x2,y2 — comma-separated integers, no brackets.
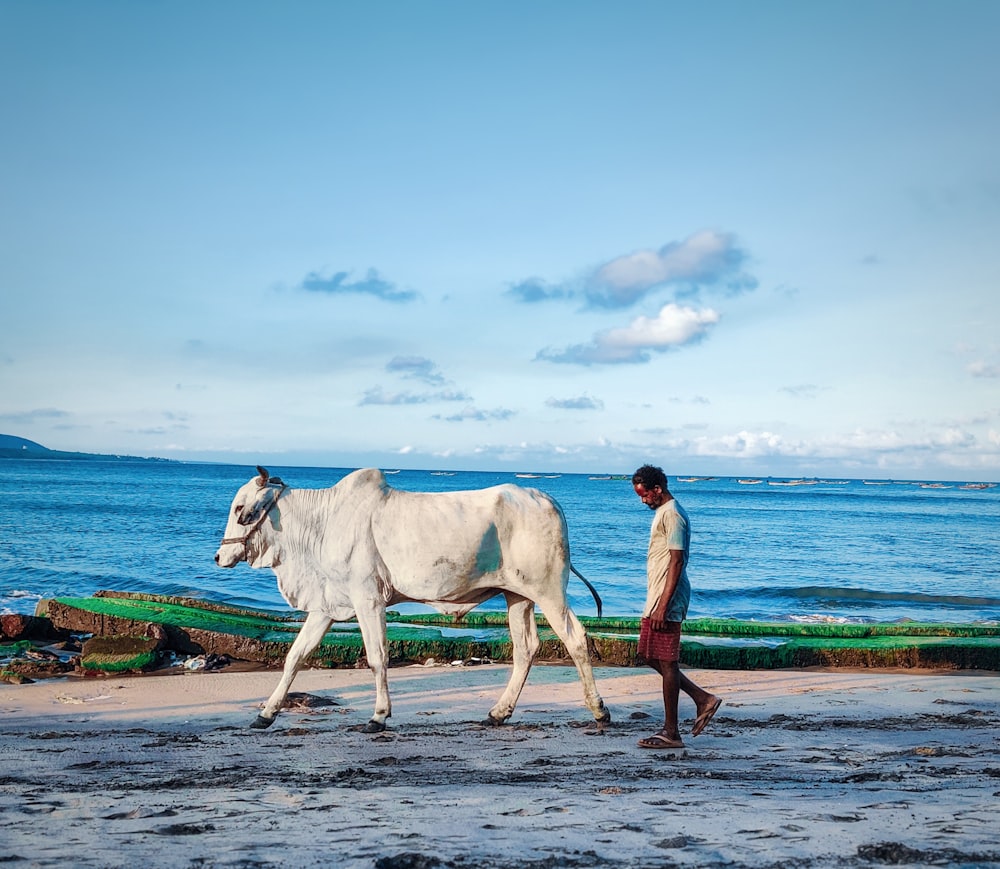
215,467,610,732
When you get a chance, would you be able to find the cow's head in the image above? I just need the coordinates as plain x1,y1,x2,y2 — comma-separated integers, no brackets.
214,466,286,569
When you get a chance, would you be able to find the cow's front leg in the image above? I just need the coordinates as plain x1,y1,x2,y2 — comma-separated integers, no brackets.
486,594,539,725
252,610,333,729
353,601,391,732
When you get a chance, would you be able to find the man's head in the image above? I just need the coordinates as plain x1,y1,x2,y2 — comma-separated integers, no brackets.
632,464,670,510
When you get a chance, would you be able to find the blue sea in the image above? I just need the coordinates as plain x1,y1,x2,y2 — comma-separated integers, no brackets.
1,459,998,625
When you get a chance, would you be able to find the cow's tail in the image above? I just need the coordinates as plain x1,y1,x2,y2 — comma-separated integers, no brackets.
570,564,603,618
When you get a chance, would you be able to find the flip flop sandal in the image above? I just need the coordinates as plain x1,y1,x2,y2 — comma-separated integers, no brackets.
692,697,722,737
637,732,685,749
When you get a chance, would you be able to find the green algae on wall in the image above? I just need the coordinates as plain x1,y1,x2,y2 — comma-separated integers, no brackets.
45,591,1000,672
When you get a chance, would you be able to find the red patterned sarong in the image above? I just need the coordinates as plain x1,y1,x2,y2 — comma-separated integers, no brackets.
637,618,681,663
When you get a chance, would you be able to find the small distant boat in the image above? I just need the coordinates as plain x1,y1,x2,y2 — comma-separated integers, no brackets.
383,470,401,475
515,473,541,479
430,472,456,476
919,483,952,489
544,475,561,479
768,479,818,486
959,482,996,490
677,476,717,483
738,478,763,485
588,475,612,481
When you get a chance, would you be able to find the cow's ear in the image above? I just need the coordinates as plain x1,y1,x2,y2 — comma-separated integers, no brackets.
256,466,269,488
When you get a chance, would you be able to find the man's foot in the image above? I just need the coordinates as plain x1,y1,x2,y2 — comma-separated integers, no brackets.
691,696,722,737
637,731,684,750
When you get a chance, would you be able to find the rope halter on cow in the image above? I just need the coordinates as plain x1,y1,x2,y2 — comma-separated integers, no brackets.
219,481,287,563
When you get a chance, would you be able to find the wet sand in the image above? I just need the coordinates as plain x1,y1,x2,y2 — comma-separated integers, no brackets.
2,664,998,868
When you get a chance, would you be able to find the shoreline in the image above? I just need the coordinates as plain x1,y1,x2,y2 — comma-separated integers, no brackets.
3,663,998,867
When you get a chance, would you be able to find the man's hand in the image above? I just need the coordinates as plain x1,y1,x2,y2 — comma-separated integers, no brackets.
649,606,670,630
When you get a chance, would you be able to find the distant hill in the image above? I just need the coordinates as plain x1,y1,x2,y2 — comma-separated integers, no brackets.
0,434,51,453
0,434,170,463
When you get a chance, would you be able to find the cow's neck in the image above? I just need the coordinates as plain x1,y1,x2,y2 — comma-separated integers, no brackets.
259,487,332,571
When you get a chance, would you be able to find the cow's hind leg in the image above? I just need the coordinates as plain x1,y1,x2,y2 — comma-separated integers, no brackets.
252,610,333,729
485,594,540,725
534,598,610,724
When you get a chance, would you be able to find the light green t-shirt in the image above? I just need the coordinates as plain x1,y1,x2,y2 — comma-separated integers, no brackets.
643,498,691,622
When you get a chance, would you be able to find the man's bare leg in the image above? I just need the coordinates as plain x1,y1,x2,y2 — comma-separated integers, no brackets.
649,660,722,739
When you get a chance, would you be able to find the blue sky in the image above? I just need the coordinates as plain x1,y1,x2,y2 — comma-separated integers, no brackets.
2,1,998,480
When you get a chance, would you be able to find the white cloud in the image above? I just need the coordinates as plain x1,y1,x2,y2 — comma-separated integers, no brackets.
432,406,516,423
586,230,756,308
780,384,827,399
695,430,791,458
506,277,569,303
299,268,418,303
0,408,70,424
359,386,471,406
545,395,605,411
968,360,999,378
537,303,720,365
507,229,757,309
386,356,448,385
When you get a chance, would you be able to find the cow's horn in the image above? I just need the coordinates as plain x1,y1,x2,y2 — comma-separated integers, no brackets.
256,466,269,487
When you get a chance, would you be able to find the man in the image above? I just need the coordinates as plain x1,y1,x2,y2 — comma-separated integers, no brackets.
632,464,722,749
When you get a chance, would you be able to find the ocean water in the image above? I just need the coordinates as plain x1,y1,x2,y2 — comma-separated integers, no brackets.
1,459,998,625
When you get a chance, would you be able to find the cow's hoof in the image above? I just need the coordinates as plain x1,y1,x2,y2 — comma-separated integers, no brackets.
595,707,612,724
361,720,386,734
250,714,275,730
481,714,508,727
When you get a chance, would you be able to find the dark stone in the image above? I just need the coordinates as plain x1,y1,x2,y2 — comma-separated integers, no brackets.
3,660,73,680
375,853,443,869
1,614,67,642
858,842,931,863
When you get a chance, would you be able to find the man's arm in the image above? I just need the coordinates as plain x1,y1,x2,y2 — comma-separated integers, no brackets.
649,549,683,630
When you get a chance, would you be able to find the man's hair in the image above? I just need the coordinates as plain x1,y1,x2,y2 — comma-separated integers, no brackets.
632,464,668,490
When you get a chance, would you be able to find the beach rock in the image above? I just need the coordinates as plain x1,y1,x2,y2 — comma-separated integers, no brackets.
80,634,162,673
655,835,690,849
374,855,443,869
857,842,930,863
279,691,339,710
0,638,77,680
1,614,68,641
144,622,169,648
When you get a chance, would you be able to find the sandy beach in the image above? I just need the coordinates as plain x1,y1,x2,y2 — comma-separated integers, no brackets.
2,662,998,868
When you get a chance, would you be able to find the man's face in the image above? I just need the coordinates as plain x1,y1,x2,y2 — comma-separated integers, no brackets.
634,483,667,510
